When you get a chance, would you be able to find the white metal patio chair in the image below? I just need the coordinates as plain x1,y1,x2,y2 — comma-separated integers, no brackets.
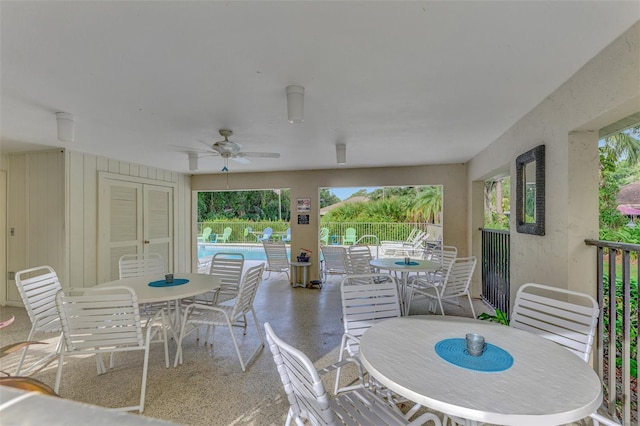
14,265,64,375
344,244,374,274
194,252,245,305
118,253,165,279
54,286,168,413
262,240,290,280
511,283,599,361
320,245,347,281
334,274,401,395
510,286,604,426
174,264,265,371
118,252,170,331
344,245,392,286
444,282,607,426
380,229,427,257
264,322,441,426
408,256,476,318
406,246,457,314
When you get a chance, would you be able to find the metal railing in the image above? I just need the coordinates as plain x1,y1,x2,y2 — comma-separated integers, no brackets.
585,239,638,425
197,221,440,245
480,228,510,316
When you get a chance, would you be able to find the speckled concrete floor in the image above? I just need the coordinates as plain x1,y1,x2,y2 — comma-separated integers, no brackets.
1,262,492,425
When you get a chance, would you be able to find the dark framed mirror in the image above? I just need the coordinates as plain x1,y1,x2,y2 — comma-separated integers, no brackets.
515,144,545,235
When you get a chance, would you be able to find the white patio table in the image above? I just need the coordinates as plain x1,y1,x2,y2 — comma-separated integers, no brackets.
369,257,440,315
95,273,221,339
359,316,602,426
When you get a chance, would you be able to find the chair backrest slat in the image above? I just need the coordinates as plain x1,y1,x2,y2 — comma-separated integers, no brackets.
510,283,599,362
320,245,347,275
344,245,374,275
442,256,476,297
56,286,145,353
118,253,165,279
263,241,289,268
209,253,245,286
340,275,401,342
231,264,265,319
15,265,62,331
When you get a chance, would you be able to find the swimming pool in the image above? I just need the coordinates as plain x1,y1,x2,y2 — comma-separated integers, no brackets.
198,244,290,261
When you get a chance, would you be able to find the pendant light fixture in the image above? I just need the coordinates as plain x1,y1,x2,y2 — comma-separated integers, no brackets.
286,85,304,124
56,112,75,142
336,143,346,165
188,153,198,171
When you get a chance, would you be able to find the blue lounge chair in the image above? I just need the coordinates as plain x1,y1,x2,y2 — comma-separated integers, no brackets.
257,227,273,242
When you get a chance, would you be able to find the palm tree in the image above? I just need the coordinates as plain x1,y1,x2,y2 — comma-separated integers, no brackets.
408,186,442,223
600,126,640,167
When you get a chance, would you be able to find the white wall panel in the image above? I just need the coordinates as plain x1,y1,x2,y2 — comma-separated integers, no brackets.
6,150,65,306
66,151,190,289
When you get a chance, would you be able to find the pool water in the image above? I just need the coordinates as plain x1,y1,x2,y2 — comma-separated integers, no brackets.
198,244,290,261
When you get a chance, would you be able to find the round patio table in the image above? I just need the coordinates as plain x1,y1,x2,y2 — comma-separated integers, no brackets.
96,273,221,304
359,316,602,426
95,273,222,343
369,257,440,315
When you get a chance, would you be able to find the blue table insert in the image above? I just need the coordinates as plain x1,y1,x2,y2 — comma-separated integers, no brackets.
434,338,513,372
148,278,190,288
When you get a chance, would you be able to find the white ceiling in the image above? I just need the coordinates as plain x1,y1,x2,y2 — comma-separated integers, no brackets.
1,1,638,175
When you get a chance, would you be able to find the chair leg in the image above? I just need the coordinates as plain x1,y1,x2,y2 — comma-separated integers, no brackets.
138,345,150,413
15,326,37,375
174,310,191,368
466,294,477,319
16,331,63,376
224,315,247,372
54,351,65,393
333,335,348,394
250,308,265,349
436,294,446,316
159,310,169,368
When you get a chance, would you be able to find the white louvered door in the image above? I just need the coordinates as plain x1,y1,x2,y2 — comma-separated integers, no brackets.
99,177,173,282
143,184,172,272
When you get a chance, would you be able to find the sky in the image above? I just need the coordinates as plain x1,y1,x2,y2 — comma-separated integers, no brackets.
329,186,379,201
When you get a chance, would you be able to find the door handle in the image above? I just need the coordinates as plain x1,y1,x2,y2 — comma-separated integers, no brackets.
144,240,150,244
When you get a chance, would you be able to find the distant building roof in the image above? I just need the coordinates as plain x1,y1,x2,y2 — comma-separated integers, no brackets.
617,181,640,217
617,181,640,206
320,196,369,216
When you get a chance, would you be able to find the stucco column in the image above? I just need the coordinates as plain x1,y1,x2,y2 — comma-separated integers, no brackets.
566,130,599,296
470,180,485,297
289,182,321,282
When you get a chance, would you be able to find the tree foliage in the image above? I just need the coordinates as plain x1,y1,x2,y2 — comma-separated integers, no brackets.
322,186,442,223
599,127,640,233
198,189,290,222
600,127,640,167
319,189,340,208
484,177,510,230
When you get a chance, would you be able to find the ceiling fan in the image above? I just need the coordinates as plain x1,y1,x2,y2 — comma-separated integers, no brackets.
189,129,280,171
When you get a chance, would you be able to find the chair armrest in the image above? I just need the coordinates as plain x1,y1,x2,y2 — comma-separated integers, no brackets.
317,357,360,376
318,357,366,394
145,309,167,341
343,333,360,345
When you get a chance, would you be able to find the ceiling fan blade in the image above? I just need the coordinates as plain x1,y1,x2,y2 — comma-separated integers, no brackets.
168,144,219,156
231,156,252,165
237,152,281,159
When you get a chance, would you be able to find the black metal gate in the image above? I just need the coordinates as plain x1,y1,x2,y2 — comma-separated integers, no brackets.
480,228,510,316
